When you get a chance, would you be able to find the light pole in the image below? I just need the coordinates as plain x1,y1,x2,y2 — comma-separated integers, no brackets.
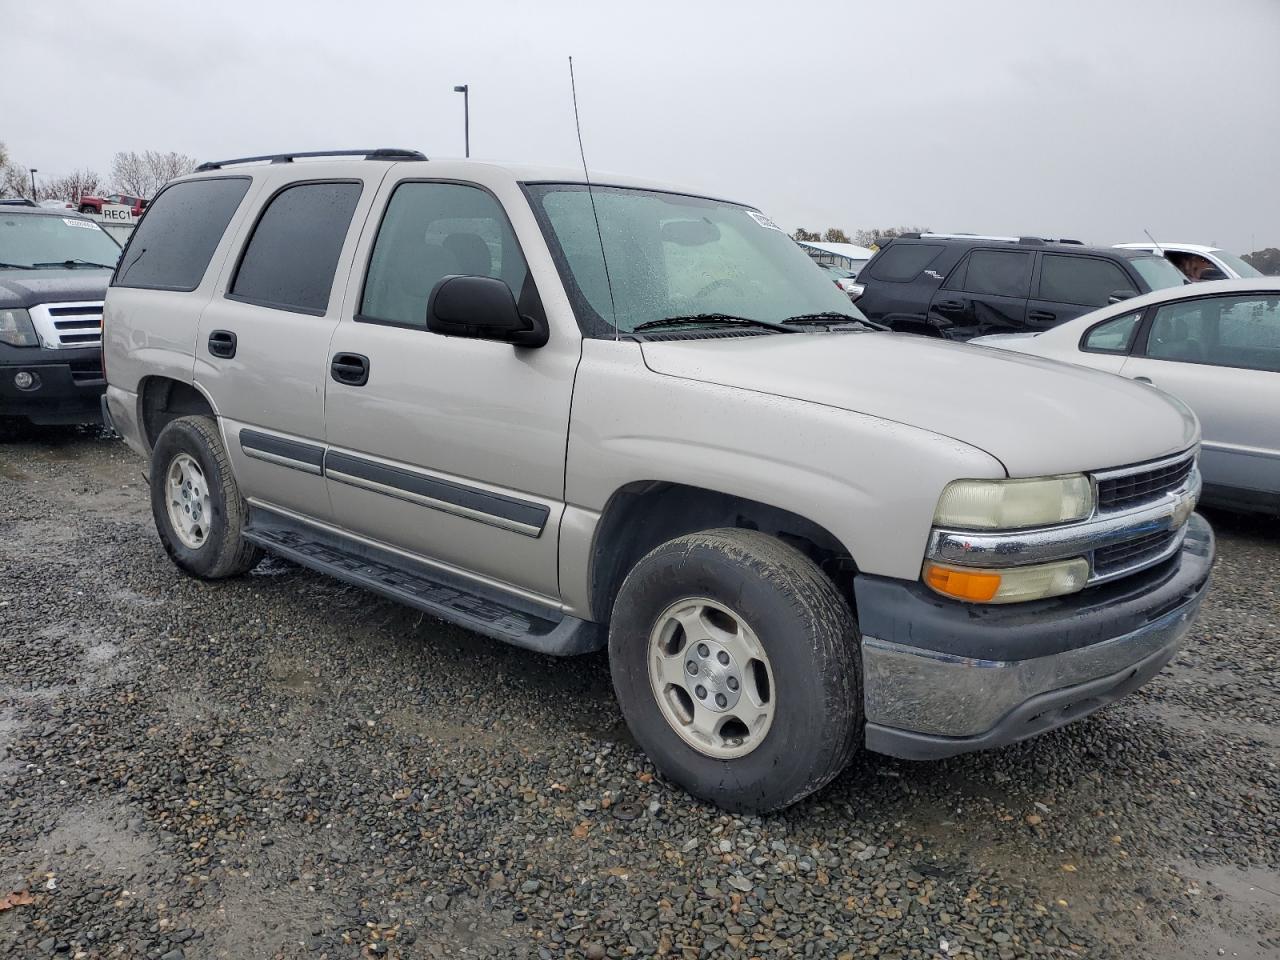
453,84,469,157
29,168,37,200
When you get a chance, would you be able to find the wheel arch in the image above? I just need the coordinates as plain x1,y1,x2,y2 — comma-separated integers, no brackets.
587,480,860,624
137,375,219,453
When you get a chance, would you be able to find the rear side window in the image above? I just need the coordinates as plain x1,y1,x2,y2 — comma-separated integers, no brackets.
114,177,250,291
965,250,1032,298
229,181,362,315
1039,255,1132,306
359,182,529,328
868,243,944,282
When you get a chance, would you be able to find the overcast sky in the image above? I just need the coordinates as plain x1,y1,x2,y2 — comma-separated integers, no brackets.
6,0,1279,251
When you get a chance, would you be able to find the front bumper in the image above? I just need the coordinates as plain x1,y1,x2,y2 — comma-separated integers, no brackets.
0,345,105,425
857,512,1214,759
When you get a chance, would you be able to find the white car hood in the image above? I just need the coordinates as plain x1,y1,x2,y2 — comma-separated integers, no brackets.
641,332,1198,477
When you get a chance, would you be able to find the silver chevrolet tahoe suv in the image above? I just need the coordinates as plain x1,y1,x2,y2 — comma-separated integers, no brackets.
103,149,1214,812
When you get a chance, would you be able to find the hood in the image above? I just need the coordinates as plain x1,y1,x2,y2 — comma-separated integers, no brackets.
0,268,111,309
640,332,1198,477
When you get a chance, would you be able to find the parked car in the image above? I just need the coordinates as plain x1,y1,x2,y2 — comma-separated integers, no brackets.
103,149,1212,812
972,278,1280,514
1114,242,1263,282
78,193,147,217
0,198,36,207
817,261,862,297
853,233,1187,339
0,205,120,432
38,199,77,211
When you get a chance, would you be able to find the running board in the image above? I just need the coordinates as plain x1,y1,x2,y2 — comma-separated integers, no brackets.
243,509,604,657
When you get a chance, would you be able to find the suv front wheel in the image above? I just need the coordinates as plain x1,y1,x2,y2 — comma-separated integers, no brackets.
150,415,261,579
609,528,862,813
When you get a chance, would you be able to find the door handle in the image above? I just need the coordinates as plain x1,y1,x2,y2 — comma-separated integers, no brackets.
1028,310,1057,323
208,330,237,359
935,300,964,313
1132,376,1153,384
330,353,370,386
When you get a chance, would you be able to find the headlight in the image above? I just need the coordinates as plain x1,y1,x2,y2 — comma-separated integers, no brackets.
0,308,39,347
934,475,1093,530
924,557,1090,604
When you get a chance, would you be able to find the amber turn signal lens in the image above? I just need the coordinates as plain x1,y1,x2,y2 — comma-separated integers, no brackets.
924,564,1002,602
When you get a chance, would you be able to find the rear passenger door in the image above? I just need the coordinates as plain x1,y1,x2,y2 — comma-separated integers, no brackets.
1029,254,1138,330
196,176,376,523
928,248,1031,337
323,177,577,601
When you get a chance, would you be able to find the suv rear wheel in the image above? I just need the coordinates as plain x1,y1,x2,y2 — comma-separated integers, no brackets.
150,415,261,579
609,528,862,812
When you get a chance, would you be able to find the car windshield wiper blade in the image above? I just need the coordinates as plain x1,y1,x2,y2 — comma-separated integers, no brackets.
33,259,116,269
0,261,34,269
632,313,796,333
781,312,889,331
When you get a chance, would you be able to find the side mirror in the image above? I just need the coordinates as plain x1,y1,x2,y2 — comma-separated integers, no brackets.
426,275,548,348
1198,267,1227,281
1108,289,1138,304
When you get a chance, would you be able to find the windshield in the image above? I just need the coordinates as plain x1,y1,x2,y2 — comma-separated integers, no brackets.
1209,249,1263,278
0,213,121,269
524,183,863,335
1129,255,1186,291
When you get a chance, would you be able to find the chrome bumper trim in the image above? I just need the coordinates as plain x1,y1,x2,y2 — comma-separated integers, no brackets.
860,590,1204,738
927,467,1200,584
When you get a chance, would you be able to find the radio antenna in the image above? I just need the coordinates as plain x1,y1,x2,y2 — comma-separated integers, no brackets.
569,56,619,341
1143,228,1167,258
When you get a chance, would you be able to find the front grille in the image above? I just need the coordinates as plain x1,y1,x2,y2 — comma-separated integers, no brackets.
48,304,104,347
1094,530,1176,574
1096,455,1195,511
28,301,105,350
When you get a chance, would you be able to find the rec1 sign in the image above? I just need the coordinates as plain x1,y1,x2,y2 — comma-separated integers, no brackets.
101,204,134,223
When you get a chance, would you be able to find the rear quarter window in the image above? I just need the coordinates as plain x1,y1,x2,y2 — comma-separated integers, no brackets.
867,243,944,282
113,177,250,291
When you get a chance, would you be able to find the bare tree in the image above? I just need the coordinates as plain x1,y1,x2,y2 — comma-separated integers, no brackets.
110,150,199,198
2,162,32,200
792,227,821,242
823,227,851,244
43,169,104,203
853,225,930,248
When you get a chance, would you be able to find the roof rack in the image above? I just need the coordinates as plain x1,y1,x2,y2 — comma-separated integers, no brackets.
918,232,1088,247
194,148,427,172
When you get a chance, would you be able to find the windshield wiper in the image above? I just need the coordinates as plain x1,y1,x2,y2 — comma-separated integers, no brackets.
33,259,116,269
632,313,796,334
0,261,34,269
782,312,889,332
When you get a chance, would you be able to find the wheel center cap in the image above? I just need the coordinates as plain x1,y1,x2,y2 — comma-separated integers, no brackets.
686,638,742,713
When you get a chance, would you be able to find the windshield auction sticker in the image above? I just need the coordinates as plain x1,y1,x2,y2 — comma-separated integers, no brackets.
746,210,783,231
62,218,97,229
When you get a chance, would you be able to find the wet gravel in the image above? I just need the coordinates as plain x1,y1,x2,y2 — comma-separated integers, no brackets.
1,429,1278,960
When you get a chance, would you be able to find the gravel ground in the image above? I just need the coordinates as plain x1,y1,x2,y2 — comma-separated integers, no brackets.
1,429,1278,960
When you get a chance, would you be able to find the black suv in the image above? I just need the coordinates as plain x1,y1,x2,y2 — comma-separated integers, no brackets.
1,206,121,432
853,234,1187,340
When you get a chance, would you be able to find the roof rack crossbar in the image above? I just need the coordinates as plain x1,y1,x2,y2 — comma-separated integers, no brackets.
195,148,427,172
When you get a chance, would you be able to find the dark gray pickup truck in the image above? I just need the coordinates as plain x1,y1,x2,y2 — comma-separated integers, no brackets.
1,205,120,431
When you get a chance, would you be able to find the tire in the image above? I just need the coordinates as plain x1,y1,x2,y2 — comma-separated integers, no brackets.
149,415,261,579
79,204,94,215
608,528,862,813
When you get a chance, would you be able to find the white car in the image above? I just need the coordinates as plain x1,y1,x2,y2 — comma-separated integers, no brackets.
974,278,1280,514
1114,242,1263,282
